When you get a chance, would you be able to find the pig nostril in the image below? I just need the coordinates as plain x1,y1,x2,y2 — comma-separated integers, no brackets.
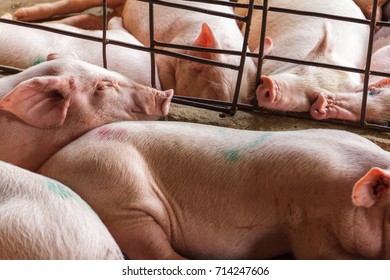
259,79,264,85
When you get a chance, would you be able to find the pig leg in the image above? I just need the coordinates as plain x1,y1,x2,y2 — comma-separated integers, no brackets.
112,218,186,260
14,0,125,22
50,13,115,30
310,92,362,122
310,85,390,124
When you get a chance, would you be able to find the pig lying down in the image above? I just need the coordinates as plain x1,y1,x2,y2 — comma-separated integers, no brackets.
0,56,172,171
14,0,257,103
0,14,160,88
0,160,123,259
40,121,390,259
236,0,369,113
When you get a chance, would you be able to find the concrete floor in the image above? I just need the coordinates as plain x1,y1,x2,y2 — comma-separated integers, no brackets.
1,0,389,150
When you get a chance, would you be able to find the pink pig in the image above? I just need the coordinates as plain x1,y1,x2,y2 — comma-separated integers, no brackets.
236,0,369,114
353,0,388,20
0,160,123,259
14,0,258,103
310,24,390,124
0,55,173,171
39,121,390,260
0,14,160,88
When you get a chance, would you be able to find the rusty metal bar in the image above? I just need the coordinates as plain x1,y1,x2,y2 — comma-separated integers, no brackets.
360,0,379,126
0,0,389,131
229,0,256,114
102,0,108,69
149,1,157,88
254,0,269,108
138,0,246,21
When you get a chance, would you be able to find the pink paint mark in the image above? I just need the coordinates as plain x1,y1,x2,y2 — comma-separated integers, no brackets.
97,127,128,141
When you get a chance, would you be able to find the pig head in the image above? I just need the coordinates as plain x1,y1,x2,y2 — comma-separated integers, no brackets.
256,22,362,113
14,0,258,103
0,55,173,171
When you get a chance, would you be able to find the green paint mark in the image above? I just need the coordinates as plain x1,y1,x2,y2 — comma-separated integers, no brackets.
31,57,46,67
221,133,271,163
247,133,271,148
222,149,240,162
46,179,74,199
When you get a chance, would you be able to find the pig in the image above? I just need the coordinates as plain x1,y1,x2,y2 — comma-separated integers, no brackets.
236,0,369,113
353,0,388,21
0,14,161,88
0,160,123,259
39,121,390,259
0,55,173,171
14,0,258,103
310,23,390,124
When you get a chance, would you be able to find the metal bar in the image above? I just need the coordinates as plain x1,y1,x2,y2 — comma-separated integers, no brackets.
138,0,246,21
360,0,379,126
229,0,256,114
172,97,231,113
249,5,370,26
153,48,240,70
264,55,366,74
102,0,108,69
154,41,243,56
0,0,388,131
182,0,249,9
254,0,269,108
149,1,157,88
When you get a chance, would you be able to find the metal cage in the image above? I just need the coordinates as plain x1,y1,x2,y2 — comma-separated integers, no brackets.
0,0,389,131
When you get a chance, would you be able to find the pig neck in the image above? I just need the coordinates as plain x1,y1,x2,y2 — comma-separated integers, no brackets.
0,113,80,172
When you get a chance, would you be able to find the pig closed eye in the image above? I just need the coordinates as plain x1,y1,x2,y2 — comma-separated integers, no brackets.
49,90,64,101
94,81,115,95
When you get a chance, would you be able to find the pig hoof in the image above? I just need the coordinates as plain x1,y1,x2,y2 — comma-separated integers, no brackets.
310,93,329,120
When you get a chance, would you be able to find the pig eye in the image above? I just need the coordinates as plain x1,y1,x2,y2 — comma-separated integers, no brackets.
49,90,64,100
94,80,115,95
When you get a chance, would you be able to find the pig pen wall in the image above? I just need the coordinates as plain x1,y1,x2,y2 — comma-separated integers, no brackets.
0,0,389,150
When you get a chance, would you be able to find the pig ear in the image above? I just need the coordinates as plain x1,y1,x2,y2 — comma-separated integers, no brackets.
253,37,273,66
0,77,72,128
190,23,221,60
369,77,390,89
352,167,390,208
136,89,173,116
307,21,333,60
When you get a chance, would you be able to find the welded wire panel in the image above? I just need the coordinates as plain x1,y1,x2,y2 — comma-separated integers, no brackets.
0,0,388,131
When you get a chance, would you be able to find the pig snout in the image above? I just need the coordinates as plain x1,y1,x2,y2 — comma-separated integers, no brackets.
256,76,280,107
157,89,173,116
134,87,173,117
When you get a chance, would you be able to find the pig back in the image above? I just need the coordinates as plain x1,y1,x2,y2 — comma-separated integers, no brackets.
38,121,390,259
0,160,123,259
237,0,369,73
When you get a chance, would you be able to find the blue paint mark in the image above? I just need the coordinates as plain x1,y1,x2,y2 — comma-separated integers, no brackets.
369,89,381,96
221,133,271,163
31,57,46,67
46,179,74,199
222,149,240,162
